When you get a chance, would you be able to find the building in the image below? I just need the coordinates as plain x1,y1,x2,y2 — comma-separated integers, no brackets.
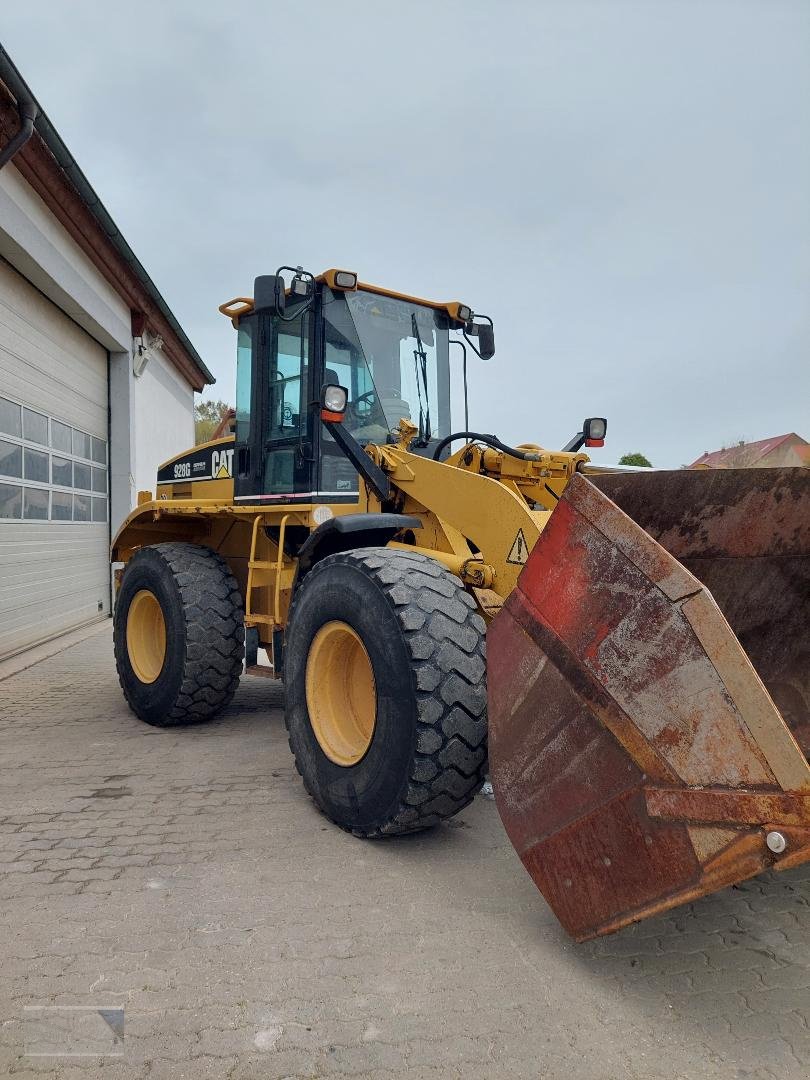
689,433,809,470
0,46,213,661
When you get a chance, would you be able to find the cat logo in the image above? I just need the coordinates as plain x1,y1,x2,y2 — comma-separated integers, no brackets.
211,447,234,479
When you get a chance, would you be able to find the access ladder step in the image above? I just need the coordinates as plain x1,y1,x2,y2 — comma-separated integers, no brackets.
245,664,279,680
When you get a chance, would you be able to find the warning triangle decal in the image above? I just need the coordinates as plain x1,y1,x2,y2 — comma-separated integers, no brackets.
506,529,529,565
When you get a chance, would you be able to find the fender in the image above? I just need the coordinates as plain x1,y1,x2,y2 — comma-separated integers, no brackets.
296,513,421,575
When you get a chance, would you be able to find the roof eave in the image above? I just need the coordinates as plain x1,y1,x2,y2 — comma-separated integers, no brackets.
0,45,213,389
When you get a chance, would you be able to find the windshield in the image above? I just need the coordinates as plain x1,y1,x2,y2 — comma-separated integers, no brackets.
321,287,451,449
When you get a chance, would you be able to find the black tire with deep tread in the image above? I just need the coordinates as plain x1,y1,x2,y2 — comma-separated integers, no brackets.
113,543,244,727
284,547,488,837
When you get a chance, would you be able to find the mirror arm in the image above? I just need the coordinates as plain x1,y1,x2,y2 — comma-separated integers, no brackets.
274,264,316,322
322,419,391,503
562,431,586,453
463,313,494,360
449,340,469,433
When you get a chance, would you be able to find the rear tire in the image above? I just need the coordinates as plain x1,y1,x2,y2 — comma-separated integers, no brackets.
113,543,244,726
284,547,488,836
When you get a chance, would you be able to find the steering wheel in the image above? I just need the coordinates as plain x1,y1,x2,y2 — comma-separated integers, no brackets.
350,389,377,421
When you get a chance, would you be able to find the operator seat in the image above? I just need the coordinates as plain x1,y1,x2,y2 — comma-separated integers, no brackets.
378,392,411,429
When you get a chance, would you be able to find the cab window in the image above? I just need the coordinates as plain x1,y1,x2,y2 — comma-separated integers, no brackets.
269,319,308,439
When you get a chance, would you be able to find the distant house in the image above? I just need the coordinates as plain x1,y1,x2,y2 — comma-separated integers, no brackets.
689,433,809,470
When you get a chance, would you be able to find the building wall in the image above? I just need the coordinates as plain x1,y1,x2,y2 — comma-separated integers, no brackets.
761,436,808,468
132,345,195,499
0,161,196,533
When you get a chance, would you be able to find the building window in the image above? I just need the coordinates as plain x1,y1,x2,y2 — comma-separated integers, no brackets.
72,429,92,460
52,456,72,486
0,482,22,519
51,419,72,454
0,395,108,523
0,397,22,438
73,462,92,491
91,437,106,464
51,490,72,521
23,408,49,445
23,488,49,520
73,493,91,522
24,448,49,484
0,439,22,478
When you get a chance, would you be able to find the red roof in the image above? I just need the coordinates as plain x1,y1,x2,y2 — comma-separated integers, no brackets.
689,434,802,469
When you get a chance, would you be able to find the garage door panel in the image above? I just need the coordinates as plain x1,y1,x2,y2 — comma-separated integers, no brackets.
0,346,106,434
0,360,106,438
0,527,108,603
0,313,107,435
1,570,107,611
0,262,110,660
0,595,107,658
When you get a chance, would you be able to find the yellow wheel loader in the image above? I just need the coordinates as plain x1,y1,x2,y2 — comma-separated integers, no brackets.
112,267,810,940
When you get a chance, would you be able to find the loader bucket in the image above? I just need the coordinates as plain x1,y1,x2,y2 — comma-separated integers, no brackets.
487,467,810,941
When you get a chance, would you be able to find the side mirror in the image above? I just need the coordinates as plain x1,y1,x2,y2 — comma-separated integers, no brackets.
477,323,495,360
253,275,286,316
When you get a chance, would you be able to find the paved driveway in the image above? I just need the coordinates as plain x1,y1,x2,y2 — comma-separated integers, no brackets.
1,628,808,1079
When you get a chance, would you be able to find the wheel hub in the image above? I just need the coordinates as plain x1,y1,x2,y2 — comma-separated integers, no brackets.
305,620,377,766
126,589,167,684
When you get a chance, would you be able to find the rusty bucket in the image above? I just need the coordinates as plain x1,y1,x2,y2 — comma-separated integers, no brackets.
487,467,810,940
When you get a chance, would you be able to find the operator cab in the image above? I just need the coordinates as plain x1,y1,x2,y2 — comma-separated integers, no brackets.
223,268,494,505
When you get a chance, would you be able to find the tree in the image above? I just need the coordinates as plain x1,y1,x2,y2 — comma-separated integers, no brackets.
619,452,653,468
194,399,233,444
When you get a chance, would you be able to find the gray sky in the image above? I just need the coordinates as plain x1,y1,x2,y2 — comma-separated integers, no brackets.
4,0,809,466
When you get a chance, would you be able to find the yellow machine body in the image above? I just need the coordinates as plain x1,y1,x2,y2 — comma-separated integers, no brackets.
112,271,809,939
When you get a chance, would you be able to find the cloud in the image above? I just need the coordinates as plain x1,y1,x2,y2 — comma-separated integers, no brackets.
4,0,809,465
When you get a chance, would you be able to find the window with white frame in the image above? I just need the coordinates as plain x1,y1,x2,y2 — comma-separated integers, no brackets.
0,396,108,523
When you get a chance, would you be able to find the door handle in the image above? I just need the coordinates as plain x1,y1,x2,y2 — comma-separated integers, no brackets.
237,446,251,477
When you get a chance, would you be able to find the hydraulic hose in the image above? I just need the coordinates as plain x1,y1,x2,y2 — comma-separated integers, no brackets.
431,432,541,462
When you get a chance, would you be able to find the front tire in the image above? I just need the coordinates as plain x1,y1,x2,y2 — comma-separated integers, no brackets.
114,543,244,726
284,547,488,836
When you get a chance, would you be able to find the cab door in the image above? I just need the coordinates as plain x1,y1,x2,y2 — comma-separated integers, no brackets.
265,310,312,496
233,305,316,503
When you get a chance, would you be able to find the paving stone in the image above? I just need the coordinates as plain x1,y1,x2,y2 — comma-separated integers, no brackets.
1,628,809,1079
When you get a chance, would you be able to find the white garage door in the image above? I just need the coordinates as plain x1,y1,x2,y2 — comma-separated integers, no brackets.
0,259,110,661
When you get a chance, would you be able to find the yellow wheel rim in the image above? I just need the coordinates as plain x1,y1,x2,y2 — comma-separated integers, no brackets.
126,589,167,684
305,620,377,767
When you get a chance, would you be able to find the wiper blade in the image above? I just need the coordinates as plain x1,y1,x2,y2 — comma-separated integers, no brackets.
411,312,431,445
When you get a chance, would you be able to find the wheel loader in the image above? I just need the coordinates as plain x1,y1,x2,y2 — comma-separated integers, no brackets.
112,266,810,941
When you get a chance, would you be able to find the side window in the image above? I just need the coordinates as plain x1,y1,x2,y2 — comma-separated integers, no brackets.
323,351,352,393
235,320,254,446
270,318,308,439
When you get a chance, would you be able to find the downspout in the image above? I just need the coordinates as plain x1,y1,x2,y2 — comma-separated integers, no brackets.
0,85,37,170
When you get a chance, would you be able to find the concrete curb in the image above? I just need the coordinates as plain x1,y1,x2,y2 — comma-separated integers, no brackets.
0,617,111,682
